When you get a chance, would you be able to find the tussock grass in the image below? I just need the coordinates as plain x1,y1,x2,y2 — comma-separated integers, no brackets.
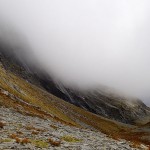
48,138,61,146
0,138,12,143
31,139,49,148
61,135,82,143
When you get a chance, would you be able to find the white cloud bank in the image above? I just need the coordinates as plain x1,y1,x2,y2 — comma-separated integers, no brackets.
0,0,150,105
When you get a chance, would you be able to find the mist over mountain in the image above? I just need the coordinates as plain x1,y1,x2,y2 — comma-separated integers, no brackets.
0,0,150,106
0,38,150,125
0,1,150,149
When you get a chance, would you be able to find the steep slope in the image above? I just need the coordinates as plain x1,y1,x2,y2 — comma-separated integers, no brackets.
0,61,150,148
0,51,149,147
54,83,150,124
0,47,149,125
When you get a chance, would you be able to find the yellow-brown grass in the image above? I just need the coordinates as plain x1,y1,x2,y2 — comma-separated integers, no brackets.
21,138,30,144
48,138,61,147
9,134,18,139
0,66,149,147
0,66,77,126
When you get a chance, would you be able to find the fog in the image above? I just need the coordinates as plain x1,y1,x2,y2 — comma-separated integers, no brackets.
0,0,150,105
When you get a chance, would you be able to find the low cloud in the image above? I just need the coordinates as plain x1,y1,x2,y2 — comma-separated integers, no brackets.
0,0,150,105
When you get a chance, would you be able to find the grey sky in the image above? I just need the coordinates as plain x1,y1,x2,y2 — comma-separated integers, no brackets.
0,0,150,105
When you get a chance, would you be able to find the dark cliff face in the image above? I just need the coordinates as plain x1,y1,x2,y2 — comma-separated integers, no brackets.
0,46,149,124
52,83,150,124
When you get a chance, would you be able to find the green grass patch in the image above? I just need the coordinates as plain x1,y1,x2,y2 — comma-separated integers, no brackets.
61,135,82,143
0,138,12,143
31,139,49,148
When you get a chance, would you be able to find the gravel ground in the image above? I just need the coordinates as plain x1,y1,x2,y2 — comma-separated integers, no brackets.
0,107,147,150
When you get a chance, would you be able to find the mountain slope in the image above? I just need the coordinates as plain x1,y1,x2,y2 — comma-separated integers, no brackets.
0,47,149,125
0,61,150,148
0,50,149,148
54,83,150,124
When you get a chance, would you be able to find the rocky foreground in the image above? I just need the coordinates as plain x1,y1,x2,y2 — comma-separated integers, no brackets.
0,107,147,150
